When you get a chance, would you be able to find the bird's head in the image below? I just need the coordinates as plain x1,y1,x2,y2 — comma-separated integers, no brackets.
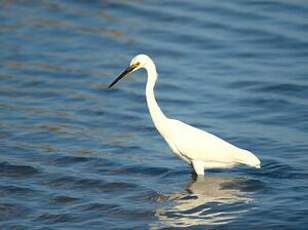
108,54,153,88
130,54,153,69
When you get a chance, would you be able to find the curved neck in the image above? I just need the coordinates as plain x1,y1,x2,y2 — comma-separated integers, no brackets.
144,63,168,131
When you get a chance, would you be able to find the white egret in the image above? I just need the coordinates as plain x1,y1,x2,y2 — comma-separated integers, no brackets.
108,54,261,175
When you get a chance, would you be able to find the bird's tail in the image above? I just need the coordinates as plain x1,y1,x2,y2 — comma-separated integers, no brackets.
235,149,261,168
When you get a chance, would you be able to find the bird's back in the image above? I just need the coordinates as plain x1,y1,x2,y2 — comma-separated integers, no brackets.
163,119,254,168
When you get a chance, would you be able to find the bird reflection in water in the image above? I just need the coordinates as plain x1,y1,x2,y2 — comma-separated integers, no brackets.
154,176,254,228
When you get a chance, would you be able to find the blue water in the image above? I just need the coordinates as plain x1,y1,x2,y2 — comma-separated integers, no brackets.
1,0,308,229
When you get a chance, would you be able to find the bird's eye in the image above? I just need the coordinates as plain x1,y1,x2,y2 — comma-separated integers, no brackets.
132,62,140,68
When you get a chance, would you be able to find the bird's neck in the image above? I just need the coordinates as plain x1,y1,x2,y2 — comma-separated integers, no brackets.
145,64,168,131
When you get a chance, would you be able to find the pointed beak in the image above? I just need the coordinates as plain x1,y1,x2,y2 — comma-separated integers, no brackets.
108,63,139,88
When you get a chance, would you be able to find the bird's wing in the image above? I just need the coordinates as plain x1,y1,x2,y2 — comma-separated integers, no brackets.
166,119,243,163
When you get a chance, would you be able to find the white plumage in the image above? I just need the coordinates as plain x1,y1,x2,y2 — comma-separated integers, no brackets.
108,54,261,175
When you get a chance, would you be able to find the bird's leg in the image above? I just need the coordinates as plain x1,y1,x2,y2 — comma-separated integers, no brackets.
191,160,205,176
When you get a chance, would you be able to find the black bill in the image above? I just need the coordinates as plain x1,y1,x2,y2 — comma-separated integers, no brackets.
108,65,137,88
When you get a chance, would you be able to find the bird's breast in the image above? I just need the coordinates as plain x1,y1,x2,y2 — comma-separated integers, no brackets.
164,136,191,164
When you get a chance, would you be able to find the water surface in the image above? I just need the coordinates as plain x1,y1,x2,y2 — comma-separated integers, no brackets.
1,0,308,229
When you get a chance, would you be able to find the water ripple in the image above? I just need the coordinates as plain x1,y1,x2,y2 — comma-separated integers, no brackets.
0,162,40,177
